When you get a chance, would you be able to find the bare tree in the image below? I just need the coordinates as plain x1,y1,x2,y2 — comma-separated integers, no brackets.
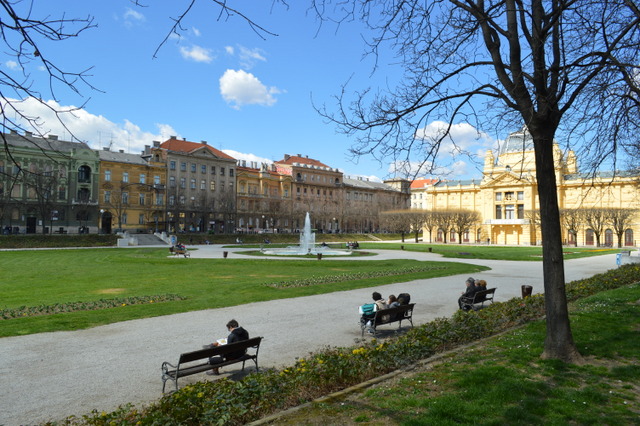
422,210,438,244
26,170,60,234
1,3,96,150
560,208,583,247
308,0,640,362
451,209,480,244
607,208,636,248
379,210,409,241
433,210,456,244
582,208,608,247
525,209,542,245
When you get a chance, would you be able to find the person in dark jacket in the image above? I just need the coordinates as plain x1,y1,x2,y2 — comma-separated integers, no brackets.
207,319,249,375
458,277,477,310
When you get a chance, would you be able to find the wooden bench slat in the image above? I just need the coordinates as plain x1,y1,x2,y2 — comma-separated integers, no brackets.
361,303,415,338
460,288,496,310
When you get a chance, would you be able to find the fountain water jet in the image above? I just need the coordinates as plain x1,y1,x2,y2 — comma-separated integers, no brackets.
262,212,350,256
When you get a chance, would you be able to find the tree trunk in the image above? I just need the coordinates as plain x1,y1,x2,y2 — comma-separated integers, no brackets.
531,128,582,363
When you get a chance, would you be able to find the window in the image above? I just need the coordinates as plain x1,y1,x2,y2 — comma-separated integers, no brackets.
200,180,206,190
229,169,234,177
121,213,128,225
169,195,175,206
495,205,502,219
179,195,185,205
169,176,176,187
495,192,502,201
154,175,161,185
201,165,206,174
156,193,164,206
284,188,289,197
122,192,129,204
220,167,225,176
180,177,186,189
517,191,524,201
170,161,176,170
58,187,66,200
78,165,91,183
211,166,216,175
505,204,515,219
210,181,216,191
139,193,145,206
122,172,129,183
139,214,145,225
190,179,196,189
191,163,196,173
139,174,146,184
105,191,111,203
180,162,187,171
517,205,525,219
505,191,514,200
105,170,111,182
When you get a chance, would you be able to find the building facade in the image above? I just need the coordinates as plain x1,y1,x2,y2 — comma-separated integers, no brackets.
154,137,237,233
98,148,166,234
0,131,100,234
422,127,640,246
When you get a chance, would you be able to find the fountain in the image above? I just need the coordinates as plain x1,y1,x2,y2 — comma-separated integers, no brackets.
262,212,350,256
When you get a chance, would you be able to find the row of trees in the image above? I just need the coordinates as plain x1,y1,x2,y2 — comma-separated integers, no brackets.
380,209,480,243
561,208,635,248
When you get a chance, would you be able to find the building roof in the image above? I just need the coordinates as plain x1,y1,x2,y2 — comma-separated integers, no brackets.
159,137,236,160
410,178,439,189
497,126,535,156
98,149,150,166
343,176,399,192
2,131,91,153
276,154,332,169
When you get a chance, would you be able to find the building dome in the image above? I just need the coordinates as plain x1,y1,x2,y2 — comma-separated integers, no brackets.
497,126,534,156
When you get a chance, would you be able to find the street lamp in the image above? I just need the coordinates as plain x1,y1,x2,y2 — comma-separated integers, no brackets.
99,209,104,234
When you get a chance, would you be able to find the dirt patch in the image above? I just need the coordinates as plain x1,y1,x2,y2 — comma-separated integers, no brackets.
95,288,126,295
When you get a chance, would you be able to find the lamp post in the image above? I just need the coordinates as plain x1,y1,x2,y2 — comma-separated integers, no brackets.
99,209,104,234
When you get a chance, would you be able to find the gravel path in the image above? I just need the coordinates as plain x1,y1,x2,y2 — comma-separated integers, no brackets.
0,245,618,425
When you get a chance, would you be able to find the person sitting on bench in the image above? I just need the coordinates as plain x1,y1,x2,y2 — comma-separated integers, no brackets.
458,277,477,310
207,319,249,375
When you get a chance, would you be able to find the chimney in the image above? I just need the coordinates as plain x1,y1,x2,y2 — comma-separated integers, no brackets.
201,140,208,145
103,147,110,151
48,134,58,140
170,135,177,139
153,140,160,147
284,154,290,160
119,149,124,153
24,131,32,137
297,154,302,157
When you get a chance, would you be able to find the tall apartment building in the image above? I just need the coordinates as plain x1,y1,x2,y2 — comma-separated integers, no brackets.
153,137,237,233
236,161,293,232
98,148,166,234
0,131,100,234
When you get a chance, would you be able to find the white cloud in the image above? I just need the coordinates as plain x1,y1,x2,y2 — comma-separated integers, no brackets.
222,149,272,166
123,8,145,27
179,45,214,63
192,27,201,37
5,60,20,70
225,46,234,55
219,69,280,109
3,97,177,154
238,46,266,69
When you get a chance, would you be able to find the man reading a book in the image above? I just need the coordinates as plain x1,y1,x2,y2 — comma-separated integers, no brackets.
207,319,250,375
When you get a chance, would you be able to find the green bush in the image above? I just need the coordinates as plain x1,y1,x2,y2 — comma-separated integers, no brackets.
0,234,117,249
60,264,640,426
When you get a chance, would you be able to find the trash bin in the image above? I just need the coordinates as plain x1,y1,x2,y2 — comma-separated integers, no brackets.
616,253,622,266
400,245,404,250
317,253,323,260
223,251,228,259
521,285,533,298
428,247,432,252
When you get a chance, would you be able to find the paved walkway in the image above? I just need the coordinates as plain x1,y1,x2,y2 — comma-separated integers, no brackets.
0,245,618,425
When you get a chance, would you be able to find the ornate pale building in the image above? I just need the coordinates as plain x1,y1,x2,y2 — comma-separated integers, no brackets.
423,127,640,246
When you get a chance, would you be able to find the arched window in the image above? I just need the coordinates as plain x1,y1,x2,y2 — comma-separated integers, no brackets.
624,229,634,246
604,229,614,247
78,165,91,183
585,229,594,245
436,229,444,242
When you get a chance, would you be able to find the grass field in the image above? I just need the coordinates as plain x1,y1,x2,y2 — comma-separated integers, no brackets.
0,247,489,337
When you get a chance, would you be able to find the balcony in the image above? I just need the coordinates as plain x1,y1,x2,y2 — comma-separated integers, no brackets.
486,219,529,225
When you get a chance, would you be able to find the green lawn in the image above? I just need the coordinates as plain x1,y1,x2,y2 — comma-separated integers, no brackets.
359,242,620,260
0,247,488,337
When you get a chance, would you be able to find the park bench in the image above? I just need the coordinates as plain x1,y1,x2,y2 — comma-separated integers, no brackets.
161,336,262,393
169,245,190,258
460,288,496,311
361,303,415,338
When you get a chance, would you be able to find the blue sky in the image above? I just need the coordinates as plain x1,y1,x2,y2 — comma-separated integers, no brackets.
2,1,499,182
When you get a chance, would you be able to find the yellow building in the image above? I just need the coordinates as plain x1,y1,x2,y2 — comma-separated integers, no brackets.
98,149,166,234
423,127,640,246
